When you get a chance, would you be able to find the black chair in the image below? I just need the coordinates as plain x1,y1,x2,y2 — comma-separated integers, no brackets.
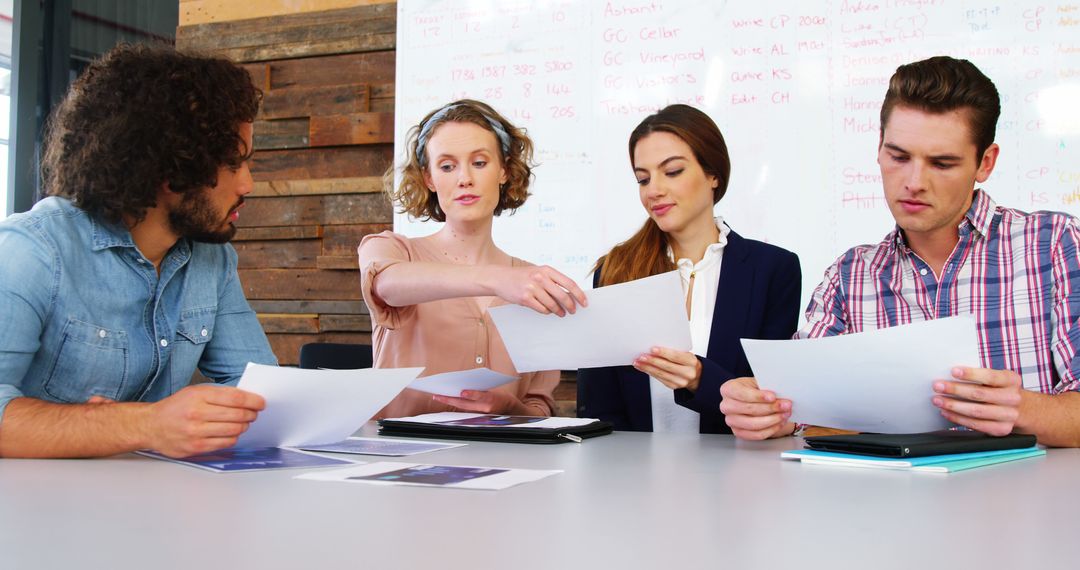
298,342,374,370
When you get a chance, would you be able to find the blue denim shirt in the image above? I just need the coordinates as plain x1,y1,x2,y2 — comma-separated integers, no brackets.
0,197,277,423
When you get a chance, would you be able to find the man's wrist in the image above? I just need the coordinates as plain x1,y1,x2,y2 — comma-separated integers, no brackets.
124,401,156,451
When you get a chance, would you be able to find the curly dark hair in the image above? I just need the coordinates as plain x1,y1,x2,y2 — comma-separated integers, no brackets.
41,42,261,224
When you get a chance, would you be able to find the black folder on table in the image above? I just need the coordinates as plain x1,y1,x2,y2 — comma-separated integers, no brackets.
803,430,1037,458
378,414,613,444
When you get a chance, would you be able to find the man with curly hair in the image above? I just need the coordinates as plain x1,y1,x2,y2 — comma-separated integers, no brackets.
0,43,278,459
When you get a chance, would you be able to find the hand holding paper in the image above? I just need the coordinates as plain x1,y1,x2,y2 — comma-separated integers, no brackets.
407,368,517,397
933,366,1023,436
488,271,691,372
740,316,981,434
719,376,794,440
234,363,423,448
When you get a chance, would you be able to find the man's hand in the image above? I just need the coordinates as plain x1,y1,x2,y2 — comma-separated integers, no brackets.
633,346,702,392
933,366,1022,436
432,390,527,415
144,384,265,457
719,377,794,440
491,265,588,317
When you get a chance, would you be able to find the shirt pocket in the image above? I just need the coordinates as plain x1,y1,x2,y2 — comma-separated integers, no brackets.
175,307,216,347
43,318,129,403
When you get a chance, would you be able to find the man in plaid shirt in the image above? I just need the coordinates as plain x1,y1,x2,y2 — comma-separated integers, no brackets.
720,56,1080,447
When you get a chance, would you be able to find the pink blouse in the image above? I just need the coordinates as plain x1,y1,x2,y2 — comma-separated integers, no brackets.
357,231,558,419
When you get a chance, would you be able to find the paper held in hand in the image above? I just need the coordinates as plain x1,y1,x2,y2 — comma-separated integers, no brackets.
741,315,980,433
488,271,692,372
406,368,518,396
234,363,423,448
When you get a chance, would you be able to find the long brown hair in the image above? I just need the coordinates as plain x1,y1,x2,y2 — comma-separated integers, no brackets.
594,104,732,286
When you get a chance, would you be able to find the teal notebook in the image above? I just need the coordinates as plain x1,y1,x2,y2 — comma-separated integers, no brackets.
781,446,1045,472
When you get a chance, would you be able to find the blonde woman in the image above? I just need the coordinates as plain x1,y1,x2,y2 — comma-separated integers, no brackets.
359,100,587,418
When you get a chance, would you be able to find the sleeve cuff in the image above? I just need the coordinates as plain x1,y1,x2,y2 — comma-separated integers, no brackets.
673,356,729,415
0,385,26,427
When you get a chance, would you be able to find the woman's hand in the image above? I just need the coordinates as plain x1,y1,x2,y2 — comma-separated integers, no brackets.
491,265,588,317
432,390,529,415
633,346,703,392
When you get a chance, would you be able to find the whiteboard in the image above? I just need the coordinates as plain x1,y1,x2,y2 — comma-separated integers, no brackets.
394,0,1080,311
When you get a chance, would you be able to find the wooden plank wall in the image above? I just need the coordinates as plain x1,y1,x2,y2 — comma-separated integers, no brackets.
176,1,578,416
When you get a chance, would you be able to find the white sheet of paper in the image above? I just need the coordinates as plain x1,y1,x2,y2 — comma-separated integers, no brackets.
406,368,518,396
488,271,691,372
741,315,980,433
234,363,423,448
296,462,562,490
386,411,601,429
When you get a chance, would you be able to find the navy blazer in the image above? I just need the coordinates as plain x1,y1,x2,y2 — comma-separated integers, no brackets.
576,230,801,434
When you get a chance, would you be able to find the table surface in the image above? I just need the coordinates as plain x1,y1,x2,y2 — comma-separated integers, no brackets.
2,425,1077,570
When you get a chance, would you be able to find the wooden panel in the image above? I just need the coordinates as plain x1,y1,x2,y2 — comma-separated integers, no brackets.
321,223,392,256
249,300,369,315
320,314,373,332
239,268,362,300
237,194,390,228
223,34,396,63
317,255,360,270
260,84,370,120
268,332,372,366
266,51,396,89
234,240,320,269
553,377,577,401
180,0,394,28
258,314,320,334
309,112,394,146
243,63,271,92
253,118,309,150
252,177,383,197
370,82,395,112
234,225,322,241
252,145,393,181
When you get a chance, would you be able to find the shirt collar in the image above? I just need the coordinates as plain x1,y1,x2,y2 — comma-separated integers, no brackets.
667,215,730,266
964,188,996,239
89,215,137,251
88,213,192,264
891,189,996,253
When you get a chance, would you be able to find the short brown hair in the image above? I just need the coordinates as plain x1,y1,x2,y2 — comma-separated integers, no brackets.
386,99,534,222
880,56,1000,158
42,42,261,225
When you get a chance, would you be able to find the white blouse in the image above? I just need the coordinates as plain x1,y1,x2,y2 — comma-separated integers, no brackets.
650,217,730,433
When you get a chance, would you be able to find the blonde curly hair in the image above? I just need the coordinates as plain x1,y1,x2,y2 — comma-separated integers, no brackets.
386,99,535,222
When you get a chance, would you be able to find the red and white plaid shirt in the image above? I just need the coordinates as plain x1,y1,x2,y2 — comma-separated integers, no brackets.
798,189,1080,394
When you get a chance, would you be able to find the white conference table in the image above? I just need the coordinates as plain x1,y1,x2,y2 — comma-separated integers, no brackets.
2,425,1077,570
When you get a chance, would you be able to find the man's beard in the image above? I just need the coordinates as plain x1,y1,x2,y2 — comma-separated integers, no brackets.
168,190,240,244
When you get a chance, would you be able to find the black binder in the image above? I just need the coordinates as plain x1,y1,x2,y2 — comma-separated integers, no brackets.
378,414,613,444
803,430,1037,458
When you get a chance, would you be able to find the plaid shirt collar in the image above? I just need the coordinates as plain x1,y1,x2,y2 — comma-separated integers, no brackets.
890,188,997,255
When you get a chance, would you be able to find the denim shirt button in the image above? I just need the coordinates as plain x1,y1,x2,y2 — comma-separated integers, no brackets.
98,329,107,338
160,338,169,348
201,328,208,337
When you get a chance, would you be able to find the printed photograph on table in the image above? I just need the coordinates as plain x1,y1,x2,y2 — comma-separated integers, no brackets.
137,447,353,473
349,465,509,486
